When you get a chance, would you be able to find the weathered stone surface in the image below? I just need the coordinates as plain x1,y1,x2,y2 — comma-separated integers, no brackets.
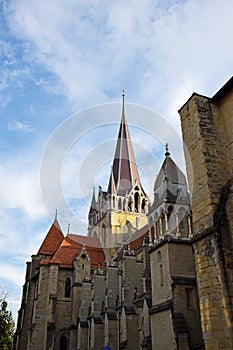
179,77,233,350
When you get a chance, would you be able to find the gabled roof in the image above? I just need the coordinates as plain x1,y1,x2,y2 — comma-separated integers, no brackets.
67,233,102,248
107,92,144,196
38,219,64,256
40,234,105,269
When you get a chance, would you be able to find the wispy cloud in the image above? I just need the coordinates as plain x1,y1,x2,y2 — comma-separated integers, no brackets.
4,0,233,113
7,120,35,132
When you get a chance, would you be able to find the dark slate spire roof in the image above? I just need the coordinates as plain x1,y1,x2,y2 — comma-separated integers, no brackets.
107,92,143,196
154,145,187,191
89,187,97,215
108,168,117,195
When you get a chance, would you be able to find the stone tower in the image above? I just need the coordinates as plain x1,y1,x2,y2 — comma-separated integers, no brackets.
148,147,203,349
179,76,233,349
88,92,148,257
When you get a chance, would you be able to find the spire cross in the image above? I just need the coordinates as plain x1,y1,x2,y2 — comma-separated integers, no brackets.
165,143,170,157
122,90,126,123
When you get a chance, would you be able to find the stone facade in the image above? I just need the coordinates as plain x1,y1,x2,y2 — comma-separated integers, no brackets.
179,76,233,350
13,92,207,349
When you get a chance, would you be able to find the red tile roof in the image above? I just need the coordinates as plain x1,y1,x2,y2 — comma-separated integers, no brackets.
67,233,102,248
129,224,149,251
115,224,149,260
40,234,105,269
38,219,64,256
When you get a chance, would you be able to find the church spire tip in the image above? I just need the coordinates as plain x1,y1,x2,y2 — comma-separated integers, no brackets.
165,143,170,157
122,90,125,121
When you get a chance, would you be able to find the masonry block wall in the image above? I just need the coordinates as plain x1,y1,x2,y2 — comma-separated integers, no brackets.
179,77,233,350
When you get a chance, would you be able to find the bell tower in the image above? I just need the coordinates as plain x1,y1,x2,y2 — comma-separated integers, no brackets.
88,92,148,257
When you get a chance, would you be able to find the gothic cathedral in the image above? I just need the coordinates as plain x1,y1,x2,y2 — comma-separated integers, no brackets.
14,77,233,350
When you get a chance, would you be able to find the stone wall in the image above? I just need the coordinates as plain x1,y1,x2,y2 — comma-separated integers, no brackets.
179,79,233,349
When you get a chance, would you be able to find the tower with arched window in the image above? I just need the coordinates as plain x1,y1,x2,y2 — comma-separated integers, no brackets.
88,93,148,258
148,146,203,349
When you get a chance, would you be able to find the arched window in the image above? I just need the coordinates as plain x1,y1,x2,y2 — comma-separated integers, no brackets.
65,277,71,298
151,225,155,242
60,335,68,350
161,211,166,233
159,264,164,286
118,198,122,210
102,224,106,246
179,208,186,231
167,206,173,232
128,196,133,212
157,251,162,262
134,192,139,212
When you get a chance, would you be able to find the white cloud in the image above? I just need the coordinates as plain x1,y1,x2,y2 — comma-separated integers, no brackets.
7,120,35,132
4,0,232,118
0,263,25,286
0,154,44,220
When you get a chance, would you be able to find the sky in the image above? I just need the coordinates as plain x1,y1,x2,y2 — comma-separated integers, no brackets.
0,0,232,320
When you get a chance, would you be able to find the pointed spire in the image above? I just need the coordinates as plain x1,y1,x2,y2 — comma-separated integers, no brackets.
107,167,117,194
107,92,145,196
89,187,97,214
154,146,187,192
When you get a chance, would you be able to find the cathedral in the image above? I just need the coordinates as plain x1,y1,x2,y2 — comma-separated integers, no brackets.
14,77,233,350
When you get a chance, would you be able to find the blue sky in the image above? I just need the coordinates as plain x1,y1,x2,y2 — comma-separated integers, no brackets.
0,0,232,319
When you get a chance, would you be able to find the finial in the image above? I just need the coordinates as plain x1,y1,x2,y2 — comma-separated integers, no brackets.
67,223,70,234
122,90,125,107
55,209,58,220
122,90,126,122
165,143,170,157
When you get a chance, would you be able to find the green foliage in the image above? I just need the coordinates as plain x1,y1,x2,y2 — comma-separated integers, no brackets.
0,300,15,350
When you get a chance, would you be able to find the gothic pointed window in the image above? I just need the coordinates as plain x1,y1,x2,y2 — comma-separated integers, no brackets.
179,208,187,232
102,224,106,246
141,198,146,213
134,191,139,212
118,198,122,210
128,196,133,212
65,277,71,298
167,206,174,233
159,264,164,286
60,335,68,350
